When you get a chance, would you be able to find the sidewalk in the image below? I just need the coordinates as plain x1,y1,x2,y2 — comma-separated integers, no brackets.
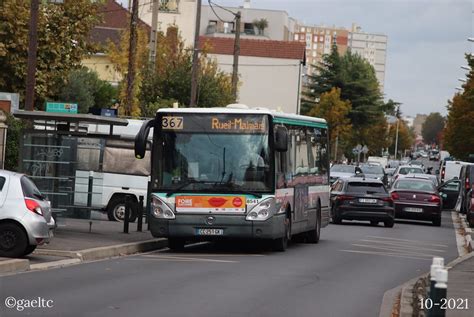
394,212,474,317
0,218,167,274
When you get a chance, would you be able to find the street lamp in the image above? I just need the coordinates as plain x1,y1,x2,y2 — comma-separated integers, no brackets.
394,106,400,160
458,78,467,82
461,65,471,71
455,87,463,91
468,37,474,42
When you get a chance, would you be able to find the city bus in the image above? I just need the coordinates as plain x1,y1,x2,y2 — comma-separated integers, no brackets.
134,105,330,251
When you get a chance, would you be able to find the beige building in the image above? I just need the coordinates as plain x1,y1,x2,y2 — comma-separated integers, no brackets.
138,0,197,47
200,37,305,114
293,25,349,76
348,24,388,92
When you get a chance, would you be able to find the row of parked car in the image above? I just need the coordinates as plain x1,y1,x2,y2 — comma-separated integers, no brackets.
329,159,474,228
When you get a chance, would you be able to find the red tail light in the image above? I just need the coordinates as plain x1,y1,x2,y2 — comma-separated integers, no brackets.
429,195,441,203
382,197,393,203
441,168,445,181
337,195,354,201
391,192,400,200
466,178,470,190
25,199,43,216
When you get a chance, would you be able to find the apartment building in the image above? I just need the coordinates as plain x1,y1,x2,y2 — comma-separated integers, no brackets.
348,24,388,92
200,2,297,41
138,0,198,47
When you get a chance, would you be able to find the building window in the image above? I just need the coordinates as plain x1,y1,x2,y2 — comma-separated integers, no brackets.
224,22,235,34
312,51,316,57
300,27,305,32
244,23,255,35
319,36,324,42
306,42,311,49
206,20,217,34
313,35,318,42
306,34,312,42
159,0,179,13
313,43,317,49
294,34,299,41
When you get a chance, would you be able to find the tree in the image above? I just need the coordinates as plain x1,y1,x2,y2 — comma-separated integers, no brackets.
0,0,101,108
135,27,233,116
422,112,445,144
303,44,384,145
58,67,117,113
444,54,474,160
253,19,268,35
308,88,351,160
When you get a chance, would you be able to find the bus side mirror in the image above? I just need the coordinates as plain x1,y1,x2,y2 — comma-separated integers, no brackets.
274,126,288,152
135,119,155,159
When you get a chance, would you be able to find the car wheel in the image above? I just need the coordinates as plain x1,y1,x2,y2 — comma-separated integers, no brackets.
168,238,185,251
107,197,138,222
332,206,342,224
273,216,290,252
307,207,321,244
370,221,379,226
0,223,28,258
24,245,37,256
384,219,394,228
432,216,442,227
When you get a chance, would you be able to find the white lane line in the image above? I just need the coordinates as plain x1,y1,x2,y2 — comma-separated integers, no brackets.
351,244,444,257
359,240,447,252
340,249,433,261
141,254,238,263
125,258,237,263
451,211,468,257
158,253,265,257
365,236,449,247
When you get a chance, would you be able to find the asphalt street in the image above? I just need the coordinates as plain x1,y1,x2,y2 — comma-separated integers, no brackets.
0,210,460,317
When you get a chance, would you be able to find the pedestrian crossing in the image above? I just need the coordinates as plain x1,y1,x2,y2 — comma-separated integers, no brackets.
340,235,449,261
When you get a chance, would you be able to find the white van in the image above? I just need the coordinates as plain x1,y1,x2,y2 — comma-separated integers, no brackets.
441,161,468,183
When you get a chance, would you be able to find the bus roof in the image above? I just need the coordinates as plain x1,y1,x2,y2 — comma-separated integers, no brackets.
157,106,327,128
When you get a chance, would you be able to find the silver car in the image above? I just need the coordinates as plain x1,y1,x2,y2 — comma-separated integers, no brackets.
0,170,55,257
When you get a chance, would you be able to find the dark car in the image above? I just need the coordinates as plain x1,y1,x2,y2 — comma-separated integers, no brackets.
459,164,474,214
360,164,388,186
438,178,461,210
390,178,442,226
330,178,394,227
466,190,474,228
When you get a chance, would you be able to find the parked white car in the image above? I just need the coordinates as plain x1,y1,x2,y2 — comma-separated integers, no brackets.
0,170,55,257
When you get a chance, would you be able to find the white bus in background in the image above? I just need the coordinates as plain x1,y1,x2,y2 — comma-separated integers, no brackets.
74,119,152,222
367,156,388,168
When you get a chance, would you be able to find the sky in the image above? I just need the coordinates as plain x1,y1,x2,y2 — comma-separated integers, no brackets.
121,0,473,117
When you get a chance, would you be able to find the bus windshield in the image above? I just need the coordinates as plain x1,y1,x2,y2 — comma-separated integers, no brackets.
153,114,273,193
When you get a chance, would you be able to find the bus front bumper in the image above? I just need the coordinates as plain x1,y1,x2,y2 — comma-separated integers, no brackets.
150,213,286,240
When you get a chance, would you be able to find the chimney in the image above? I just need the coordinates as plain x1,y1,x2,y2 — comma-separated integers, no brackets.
243,0,250,9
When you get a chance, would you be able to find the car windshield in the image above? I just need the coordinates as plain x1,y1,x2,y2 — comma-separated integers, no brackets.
331,165,354,173
154,114,273,193
360,165,384,174
347,182,387,194
394,180,435,191
398,167,424,175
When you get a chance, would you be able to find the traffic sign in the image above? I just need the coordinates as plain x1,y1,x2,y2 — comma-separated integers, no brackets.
45,102,78,114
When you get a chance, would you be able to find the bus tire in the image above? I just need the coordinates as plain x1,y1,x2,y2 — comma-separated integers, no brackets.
273,215,290,252
307,206,321,244
107,196,138,223
168,238,185,251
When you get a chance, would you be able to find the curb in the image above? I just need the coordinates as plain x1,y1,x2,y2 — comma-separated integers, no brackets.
0,258,30,274
0,238,168,273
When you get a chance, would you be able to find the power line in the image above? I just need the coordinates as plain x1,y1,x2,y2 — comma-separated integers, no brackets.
208,0,236,23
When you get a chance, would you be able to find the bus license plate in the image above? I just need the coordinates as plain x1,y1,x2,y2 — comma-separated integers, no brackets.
359,198,377,204
405,207,423,213
196,228,224,236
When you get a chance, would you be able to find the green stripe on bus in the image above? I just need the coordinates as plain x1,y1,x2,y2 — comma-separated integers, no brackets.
273,117,327,128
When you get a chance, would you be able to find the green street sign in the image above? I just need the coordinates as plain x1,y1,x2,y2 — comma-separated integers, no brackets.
45,102,78,114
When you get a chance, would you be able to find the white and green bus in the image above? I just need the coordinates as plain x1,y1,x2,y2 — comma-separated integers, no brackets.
134,105,330,251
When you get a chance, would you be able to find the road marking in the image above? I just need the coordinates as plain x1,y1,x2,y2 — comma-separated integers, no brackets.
365,236,448,247
339,249,433,261
159,253,265,257
140,254,238,263
351,244,444,257
125,258,238,263
359,240,447,252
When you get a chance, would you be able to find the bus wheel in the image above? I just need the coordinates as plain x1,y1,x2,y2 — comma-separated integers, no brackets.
307,207,321,244
168,238,185,251
107,197,137,222
273,216,290,252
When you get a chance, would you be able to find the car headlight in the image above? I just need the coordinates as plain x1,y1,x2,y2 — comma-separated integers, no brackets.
151,195,175,219
246,198,275,221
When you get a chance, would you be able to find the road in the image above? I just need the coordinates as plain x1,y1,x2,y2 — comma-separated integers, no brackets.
0,210,460,317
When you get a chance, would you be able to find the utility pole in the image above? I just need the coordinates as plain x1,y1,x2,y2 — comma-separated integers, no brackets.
394,106,400,160
231,11,241,101
149,0,159,67
189,0,202,107
25,0,40,111
126,0,139,116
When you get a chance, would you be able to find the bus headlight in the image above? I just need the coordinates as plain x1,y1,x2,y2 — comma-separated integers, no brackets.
246,198,275,221
151,196,175,219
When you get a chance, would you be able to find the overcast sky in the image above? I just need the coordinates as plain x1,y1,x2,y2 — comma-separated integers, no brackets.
123,0,472,117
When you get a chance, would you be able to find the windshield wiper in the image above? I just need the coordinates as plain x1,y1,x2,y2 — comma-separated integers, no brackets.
166,180,214,197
